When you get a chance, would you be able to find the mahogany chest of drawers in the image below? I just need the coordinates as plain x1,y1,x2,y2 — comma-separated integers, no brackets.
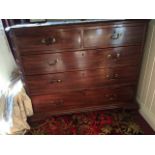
9,20,148,121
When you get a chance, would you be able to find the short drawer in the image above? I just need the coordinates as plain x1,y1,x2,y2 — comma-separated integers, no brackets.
22,46,141,75
26,66,138,95
14,27,82,53
84,25,146,48
31,86,135,113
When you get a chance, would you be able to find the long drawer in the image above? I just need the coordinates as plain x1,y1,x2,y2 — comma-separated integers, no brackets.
22,46,141,75
26,66,139,95
31,86,135,113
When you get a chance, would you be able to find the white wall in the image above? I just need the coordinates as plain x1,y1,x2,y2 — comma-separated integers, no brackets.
137,20,155,131
0,20,17,92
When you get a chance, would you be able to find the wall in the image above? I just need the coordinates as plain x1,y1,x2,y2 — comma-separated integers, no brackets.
137,20,155,131
0,20,17,92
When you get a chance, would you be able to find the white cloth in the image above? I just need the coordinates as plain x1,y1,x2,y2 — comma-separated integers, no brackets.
10,88,33,134
0,78,33,134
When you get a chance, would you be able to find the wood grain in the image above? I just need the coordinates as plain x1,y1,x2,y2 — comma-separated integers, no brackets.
14,29,82,52
22,46,141,75
31,85,135,113
26,66,139,95
8,20,149,121
84,25,146,48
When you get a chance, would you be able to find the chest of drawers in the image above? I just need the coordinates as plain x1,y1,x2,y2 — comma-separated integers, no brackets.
9,20,148,121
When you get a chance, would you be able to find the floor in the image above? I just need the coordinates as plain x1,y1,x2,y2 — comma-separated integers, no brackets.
133,112,154,134
27,109,155,135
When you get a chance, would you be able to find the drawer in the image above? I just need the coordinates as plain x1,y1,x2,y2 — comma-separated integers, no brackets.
14,28,82,53
22,46,141,75
31,86,135,113
84,25,146,48
26,66,138,95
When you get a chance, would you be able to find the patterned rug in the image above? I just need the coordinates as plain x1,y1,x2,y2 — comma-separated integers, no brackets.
27,110,144,135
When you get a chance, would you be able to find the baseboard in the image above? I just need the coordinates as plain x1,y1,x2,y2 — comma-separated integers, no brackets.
139,105,155,131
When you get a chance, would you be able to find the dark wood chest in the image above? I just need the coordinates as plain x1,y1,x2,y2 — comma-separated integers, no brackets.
9,20,148,121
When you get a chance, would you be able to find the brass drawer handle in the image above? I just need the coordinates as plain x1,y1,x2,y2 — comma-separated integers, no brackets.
107,53,120,60
41,36,56,45
106,74,110,78
116,53,120,58
105,94,117,100
50,79,62,84
114,53,121,61
111,31,122,40
50,100,64,106
107,54,112,58
57,79,62,83
52,38,56,43
106,73,119,79
114,73,119,78
48,59,58,66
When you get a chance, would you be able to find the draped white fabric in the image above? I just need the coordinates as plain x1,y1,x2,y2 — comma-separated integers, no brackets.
0,77,33,134
0,20,33,134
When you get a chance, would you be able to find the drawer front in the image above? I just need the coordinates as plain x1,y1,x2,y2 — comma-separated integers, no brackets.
22,46,141,75
26,66,138,95
14,28,82,52
84,25,146,48
31,86,135,113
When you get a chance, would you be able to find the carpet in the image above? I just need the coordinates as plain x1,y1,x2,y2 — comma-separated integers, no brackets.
27,110,144,135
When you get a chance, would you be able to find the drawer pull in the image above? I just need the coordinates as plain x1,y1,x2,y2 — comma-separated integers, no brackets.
114,73,119,78
116,53,120,58
106,73,119,79
107,53,120,60
106,74,110,78
50,79,62,84
57,79,62,83
111,31,122,40
50,100,64,106
114,53,121,61
105,94,117,100
41,37,56,45
48,59,58,66
107,54,112,58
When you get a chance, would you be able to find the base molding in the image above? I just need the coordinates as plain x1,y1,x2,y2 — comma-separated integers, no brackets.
29,102,138,123
139,105,155,131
